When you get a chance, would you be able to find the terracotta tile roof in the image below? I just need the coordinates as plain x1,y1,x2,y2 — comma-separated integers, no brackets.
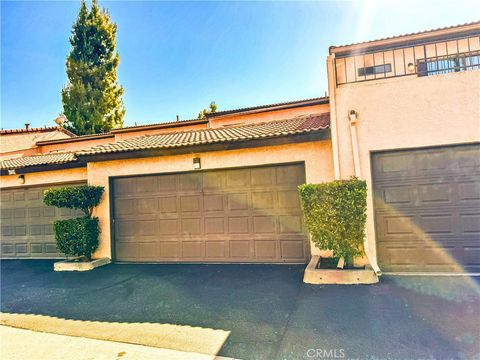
77,113,330,156
1,152,77,171
207,97,329,118
1,114,329,172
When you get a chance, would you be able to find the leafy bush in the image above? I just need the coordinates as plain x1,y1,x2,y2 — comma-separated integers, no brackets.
53,217,100,260
44,185,104,260
44,185,104,216
298,178,367,266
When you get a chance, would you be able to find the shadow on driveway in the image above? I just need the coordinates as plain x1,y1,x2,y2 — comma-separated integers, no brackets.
1,260,479,359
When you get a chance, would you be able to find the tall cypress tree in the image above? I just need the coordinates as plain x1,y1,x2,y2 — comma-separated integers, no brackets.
62,0,125,135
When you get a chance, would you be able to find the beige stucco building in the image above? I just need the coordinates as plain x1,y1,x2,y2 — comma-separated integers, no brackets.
1,22,479,274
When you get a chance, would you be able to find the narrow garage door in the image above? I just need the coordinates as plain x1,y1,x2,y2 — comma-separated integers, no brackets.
1,184,85,258
372,144,480,273
113,163,309,263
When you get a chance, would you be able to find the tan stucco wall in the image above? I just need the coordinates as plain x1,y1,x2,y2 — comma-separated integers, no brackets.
87,140,334,259
329,63,480,266
0,167,87,189
39,137,114,154
0,130,71,159
209,104,329,128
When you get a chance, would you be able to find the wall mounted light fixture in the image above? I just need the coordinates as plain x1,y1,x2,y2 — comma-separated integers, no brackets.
193,157,201,170
348,110,358,124
19,175,25,184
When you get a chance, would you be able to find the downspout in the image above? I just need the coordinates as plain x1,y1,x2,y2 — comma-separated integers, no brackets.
348,110,382,276
348,110,362,178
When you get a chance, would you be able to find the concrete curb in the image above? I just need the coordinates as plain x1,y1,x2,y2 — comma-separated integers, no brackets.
54,257,111,271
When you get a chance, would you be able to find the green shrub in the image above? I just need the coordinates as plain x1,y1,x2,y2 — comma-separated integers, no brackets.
53,216,100,260
298,178,367,266
44,185,104,260
44,185,104,216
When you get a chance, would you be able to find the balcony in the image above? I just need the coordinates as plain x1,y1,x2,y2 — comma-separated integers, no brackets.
334,35,480,86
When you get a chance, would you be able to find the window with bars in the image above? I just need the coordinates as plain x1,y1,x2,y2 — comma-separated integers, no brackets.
417,51,480,76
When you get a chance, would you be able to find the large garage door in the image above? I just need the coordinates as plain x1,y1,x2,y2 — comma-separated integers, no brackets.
113,163,309,263
1,184,84,258
372,144,480,273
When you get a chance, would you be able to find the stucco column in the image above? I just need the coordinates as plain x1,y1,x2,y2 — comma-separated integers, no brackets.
326,55,341,180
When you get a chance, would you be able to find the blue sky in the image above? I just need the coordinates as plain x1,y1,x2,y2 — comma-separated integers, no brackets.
1,1,478,129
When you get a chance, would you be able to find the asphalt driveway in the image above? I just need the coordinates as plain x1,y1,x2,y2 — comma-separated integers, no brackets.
1,260,479,360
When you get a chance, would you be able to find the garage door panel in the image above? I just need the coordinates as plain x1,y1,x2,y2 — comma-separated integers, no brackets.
204,217,225,234
417,183,454,204
228,216,249,234
227,193,249,211
461,213,480,233
253,216,276,234
420,214,455,234
226,169,250,188
180,195,201,212
113,164,308,263
203,194,224,211
251,167,275,186
457,147,480,169
276,164,305,185
458,181,480,201
373,144,480,273
205,241,226,258
279,215,303,234
375,185,413,208
179,173,202,191
281,240,305,260
252,191,274,210
254,240,277,259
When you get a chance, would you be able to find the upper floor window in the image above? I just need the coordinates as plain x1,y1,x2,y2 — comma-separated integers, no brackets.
358,64,392,77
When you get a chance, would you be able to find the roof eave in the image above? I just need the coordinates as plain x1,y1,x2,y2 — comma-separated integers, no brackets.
36,133,115,146
330,21,480,57
77,129,330,164
110,119,209,134
0,161,86,176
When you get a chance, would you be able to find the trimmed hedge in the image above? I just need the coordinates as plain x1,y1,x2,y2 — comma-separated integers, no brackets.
44,185,104,216
44,185,104,260
53,216,100,259
298,178,367,266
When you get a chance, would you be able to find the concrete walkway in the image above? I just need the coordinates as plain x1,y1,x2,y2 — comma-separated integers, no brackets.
0,326,232,360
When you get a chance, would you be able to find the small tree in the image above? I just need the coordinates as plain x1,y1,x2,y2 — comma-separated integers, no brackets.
298,178,367,267
44,185,104,260
198,102,217,119
62,0,125,135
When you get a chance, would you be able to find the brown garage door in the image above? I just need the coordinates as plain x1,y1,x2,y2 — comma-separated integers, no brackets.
372,143,480,273
1,184,85,258
113,163,309,263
